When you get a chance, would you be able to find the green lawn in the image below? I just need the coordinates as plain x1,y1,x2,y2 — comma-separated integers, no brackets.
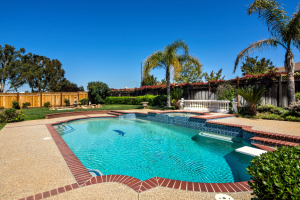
22,105,143,121
0,123,6,130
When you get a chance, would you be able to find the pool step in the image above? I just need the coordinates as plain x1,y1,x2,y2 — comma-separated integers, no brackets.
235,146,267,157
107,112,123,116
55,124,74,134
193,132,242,143
251,143,275,152
247,130,300,143
250,136,299,147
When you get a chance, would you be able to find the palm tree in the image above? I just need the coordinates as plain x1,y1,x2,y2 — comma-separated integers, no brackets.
237,85,267,115
143,39,202,107
234,0,300,105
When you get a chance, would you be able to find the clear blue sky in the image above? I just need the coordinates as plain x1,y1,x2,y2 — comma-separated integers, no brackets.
1,0,299,91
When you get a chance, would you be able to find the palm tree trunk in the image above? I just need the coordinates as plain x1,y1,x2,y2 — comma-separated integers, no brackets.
248,103,257,116
166,67,171,107
285,49,295,105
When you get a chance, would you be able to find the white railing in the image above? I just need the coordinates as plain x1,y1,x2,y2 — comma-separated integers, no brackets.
180,98,230,113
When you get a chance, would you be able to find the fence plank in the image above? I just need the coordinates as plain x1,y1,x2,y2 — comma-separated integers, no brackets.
0,92,88,108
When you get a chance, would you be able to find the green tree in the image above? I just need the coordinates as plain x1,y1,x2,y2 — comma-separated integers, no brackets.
141,74,157,86
143,39,202,107
176,61,204,83
234,0,300,105
53,78,83,92
23,53,65,92
44,59,65,91
0,44,27,92
241,56,276,76
87,81,110,104
161,78,167,84
204,69,225,82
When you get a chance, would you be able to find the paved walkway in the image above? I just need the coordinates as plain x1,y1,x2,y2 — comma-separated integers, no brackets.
0,110,279,200
215,117,300,136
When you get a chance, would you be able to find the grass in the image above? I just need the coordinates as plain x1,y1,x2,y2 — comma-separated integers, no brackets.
22,105,143,121
0,123,6,130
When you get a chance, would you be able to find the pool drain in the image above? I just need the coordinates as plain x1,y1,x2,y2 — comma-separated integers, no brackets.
215,194,234,200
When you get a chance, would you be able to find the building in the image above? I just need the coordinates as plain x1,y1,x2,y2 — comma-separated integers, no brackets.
276,62,300,73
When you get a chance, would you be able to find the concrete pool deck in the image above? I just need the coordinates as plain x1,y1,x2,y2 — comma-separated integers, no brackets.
2,110,298,199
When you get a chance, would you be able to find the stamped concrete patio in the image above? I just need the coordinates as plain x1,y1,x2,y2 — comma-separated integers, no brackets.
1,110,298,200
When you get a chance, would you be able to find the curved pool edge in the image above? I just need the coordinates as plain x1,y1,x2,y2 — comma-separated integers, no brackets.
19,115,256,200
48,116,253,191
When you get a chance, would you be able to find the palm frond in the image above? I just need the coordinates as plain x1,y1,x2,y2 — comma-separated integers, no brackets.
289,5,300,49
177,54,202,68
247,0,288,38
166,39,189,56
234,38,285,72
237,85,268,105
170,88,183,101
142,51,165,79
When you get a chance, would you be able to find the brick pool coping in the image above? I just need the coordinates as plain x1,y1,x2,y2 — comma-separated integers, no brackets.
20,113,259,199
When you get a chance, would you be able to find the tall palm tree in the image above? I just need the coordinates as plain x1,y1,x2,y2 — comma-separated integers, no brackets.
143,39,202,107
234,0,300,105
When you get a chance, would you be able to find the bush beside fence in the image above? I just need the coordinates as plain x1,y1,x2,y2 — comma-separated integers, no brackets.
105,95,167,107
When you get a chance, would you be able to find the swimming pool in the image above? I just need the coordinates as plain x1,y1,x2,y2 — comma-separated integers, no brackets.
54,118,252,183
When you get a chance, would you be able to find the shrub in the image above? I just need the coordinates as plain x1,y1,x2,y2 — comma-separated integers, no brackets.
87,81,110,104
247,146,300,199
289,100,300,113
285,115,300,122
296,92,300,101
22,102,31,109
2,108,25,123
12,100,20,109
236,85,267,115
64,99,70,106
257,104,286,115
104,95,167,107
79,98,89,105
44,102,50,108
216,83,237,101
153,95,167,107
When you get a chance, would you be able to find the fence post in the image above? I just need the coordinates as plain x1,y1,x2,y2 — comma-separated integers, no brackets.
208,82,211,100
40,92,42,108
60,92,63,106
17,92,19,103
279,74,282,107
237,77,240,108
187,84,190,100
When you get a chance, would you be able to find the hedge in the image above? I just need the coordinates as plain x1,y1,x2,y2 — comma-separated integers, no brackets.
105,95,167,107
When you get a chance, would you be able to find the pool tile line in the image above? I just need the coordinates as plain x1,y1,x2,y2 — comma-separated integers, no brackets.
208,121,300,144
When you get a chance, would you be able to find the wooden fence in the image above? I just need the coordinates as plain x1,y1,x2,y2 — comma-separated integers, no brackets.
0,92,88,108
111,73,300,108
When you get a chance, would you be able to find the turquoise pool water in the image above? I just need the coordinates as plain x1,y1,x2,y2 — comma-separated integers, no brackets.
55,118,252,183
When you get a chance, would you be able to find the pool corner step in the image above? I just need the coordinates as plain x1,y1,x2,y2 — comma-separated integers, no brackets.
250,137,299,147
235,146,267,157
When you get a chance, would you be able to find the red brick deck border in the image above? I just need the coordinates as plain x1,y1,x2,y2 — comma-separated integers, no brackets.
45,110,111,119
